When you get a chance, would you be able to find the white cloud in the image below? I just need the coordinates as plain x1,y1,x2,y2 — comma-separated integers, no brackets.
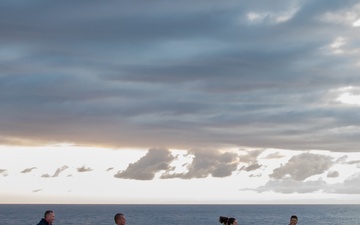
329,37,347,54
319,8,359,27
246,7,298,24
353,18,360,27
331,86,360,106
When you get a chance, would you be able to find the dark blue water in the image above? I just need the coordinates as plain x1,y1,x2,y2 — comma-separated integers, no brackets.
0,204,359,225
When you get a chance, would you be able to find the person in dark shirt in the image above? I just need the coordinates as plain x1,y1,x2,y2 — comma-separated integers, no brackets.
37,210,55,225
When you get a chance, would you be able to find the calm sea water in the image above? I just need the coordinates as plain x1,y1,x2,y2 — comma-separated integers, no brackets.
0,204,359,225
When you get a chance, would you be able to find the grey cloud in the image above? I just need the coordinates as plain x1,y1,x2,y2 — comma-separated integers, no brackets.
41,165,69,178
252,172,360,194
161,149,240,179
0,169,8,177
106,167,114,171
242,163,262,172
263,152,284,159
335,155,360,165
53,165,69,177
331,173,360,194
327,171,339,178
347,160,360,165
32,189,42,193
249,173,262,178
270,153,333,181
0,1,360,152
253,178,327,194
77,165,93,173
239,149,263,172
20,167,37,173
114,148,175,180
240,149,263,163
335,155,348,164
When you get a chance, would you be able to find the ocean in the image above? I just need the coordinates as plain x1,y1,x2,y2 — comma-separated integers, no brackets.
0,204,359,225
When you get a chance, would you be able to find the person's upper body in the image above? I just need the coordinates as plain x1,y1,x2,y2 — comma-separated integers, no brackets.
37,210,55,225
289,215,298,225
114,213,126,225
219,216,238,225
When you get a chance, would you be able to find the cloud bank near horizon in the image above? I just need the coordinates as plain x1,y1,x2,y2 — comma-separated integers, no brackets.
1,148,360,196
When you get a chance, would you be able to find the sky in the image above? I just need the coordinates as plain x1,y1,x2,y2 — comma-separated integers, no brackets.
1,0,360,204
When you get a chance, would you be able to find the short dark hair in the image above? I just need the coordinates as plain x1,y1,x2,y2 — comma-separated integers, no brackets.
114,213,124,223
219,216,236,225
290,215,298,220
44,210,53,218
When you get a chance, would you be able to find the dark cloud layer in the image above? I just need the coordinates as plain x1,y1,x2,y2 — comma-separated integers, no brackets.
1,1,360,152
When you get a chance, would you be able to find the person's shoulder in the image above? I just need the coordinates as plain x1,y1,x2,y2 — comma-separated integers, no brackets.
36,218,47,225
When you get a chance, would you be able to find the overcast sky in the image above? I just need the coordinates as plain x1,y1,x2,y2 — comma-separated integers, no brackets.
1,0,360,204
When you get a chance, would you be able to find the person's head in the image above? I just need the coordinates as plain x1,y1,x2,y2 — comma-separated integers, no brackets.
114,213,126,225
289,215,298,225
44,210,55,224
219,216,238,225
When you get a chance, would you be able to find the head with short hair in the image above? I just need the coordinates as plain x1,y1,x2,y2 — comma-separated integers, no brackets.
44,210,55,224
290,215,298,225
114,213,126,225
219,216,238,225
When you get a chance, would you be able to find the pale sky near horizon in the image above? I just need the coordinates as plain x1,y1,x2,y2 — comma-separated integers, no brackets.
1,0,360,204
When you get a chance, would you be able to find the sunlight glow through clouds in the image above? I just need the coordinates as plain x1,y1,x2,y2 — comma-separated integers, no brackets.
329,37,347,54
353,18,360,27
246,9,298,24
319,5,360,27
337,92,360,106
335,86,360,106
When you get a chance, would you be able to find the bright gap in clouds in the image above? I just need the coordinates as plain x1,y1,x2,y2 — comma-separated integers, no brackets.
335,86,360,106
353,18,360,27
